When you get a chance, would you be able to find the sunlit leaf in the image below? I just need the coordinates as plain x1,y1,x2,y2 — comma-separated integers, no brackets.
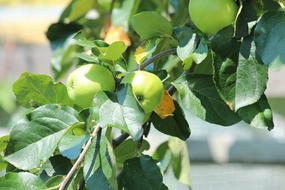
131,11,173,40
5,105,80,170
13,73,72,108
0,172,46,190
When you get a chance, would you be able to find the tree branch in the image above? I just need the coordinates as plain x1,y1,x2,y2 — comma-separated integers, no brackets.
59,126,101,190
112,132,129,148
140,48,177,70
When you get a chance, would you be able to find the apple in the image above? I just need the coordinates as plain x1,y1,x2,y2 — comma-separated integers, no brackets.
67,64,115,108
189,0,238,35
131,71,164,113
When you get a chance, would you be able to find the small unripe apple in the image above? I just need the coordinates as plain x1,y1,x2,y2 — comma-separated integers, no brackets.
131,71,164,113
67,64,115,108
189,0,238,35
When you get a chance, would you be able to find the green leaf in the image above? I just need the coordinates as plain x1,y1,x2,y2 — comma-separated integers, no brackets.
0,136,9,153
235,50,268,111
74,36,127,62
153,142,169,162
51,37,80,80
0,172,46,190
122,86,144,140
193,53,213,75
119,155,164,190
83,134,117,190
159,183,169,190
175,27,207,69
58,123,88,160
112,0,140,30
194,38,209,64
238,95,274,130
0,135,9,171
121,72,136,85
88,91,109,123
213,55,237,110
99,41,127,61
254,11,285,65
89,92,130,133
131,11,173,40
5,104,79,170
77,52,99,63
66,168,83,190
213,34,269,113
73,32,97,48
114,139,150,165
170,0,190,26
210,26,240,60
46,23,81,80
151,101,190,140
255,0,281,15
0,157,7,171
173,75,240,126
235,0,257,38
211,27,238,110
168,138,191,188
152,141,171,173
13,72,72,108
211,27,239,109
0,161,8,172
173,80,205,120
48,155,73,176
0,81,16,113
60,0,95,23
45,176,64,190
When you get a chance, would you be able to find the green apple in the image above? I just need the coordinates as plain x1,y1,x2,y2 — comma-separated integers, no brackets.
131,71,164,113
189,0,238,35
67,64,115,108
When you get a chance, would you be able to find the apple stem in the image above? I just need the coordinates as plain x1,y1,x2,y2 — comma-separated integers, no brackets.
59,125,102,190
139,48,177,70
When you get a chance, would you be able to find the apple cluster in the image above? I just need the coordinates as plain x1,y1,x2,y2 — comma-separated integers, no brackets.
66,64,164,113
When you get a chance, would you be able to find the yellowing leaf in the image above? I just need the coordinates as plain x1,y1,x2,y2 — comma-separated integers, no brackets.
135,46,149,65
104,26,131,47
155,91,175,119
134,40,159,65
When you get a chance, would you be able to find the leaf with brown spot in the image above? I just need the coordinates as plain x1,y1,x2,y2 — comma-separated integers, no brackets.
155,91,175,119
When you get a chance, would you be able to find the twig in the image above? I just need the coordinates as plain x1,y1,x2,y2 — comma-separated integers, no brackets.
139,48,177,70
59,126,101,190
112,132,129,148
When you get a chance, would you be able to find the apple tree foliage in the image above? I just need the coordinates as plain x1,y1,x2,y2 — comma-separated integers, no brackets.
1,0,285,189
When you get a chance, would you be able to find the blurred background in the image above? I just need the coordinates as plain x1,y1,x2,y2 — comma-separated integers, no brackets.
0,1,285,189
